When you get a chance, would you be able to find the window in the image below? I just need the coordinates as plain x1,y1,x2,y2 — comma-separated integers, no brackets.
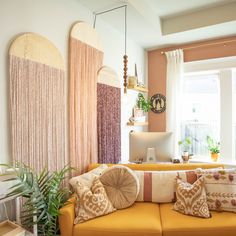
182,57,236,163
180,72,220,157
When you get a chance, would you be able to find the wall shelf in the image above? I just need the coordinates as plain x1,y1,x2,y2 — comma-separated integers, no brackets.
127,121,148,126
127,85,148,93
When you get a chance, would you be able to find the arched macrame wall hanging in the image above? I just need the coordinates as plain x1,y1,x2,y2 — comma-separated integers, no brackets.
69,22,103,174
97,66,121,163
9,33,66,173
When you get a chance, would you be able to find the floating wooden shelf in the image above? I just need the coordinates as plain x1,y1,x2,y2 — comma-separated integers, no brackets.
127,121,148,126
127,85,148,93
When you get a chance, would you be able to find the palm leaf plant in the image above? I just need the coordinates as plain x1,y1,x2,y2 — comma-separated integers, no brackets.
0,162,72,236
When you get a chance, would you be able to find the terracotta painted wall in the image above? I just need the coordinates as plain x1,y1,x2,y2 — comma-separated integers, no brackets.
148,36,236,132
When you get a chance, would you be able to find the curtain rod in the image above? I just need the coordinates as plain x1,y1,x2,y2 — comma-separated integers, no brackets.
161,38,236,54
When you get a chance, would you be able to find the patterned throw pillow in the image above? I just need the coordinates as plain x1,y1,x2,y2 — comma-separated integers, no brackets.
173,177,211,218
135,170,198,203
74,177,116,224
69,164,108,189
197,169,236,212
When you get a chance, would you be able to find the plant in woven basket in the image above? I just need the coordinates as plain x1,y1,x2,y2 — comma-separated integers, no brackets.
0,162,72,236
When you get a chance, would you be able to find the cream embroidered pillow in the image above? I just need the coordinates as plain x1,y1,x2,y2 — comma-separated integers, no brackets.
69,164,108,189
135,169,198,203
135,168,222,203
198,169,236,212
174,177,211,218
74,177,116,224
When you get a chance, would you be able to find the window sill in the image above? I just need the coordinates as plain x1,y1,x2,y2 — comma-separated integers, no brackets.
189,157,236,167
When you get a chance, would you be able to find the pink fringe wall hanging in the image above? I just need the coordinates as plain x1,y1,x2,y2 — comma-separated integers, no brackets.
9,33,66,173
69,22,103,174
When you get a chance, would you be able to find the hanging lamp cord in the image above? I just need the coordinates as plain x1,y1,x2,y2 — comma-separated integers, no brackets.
93,5,127,28
124,5,127,55
93,4,128,93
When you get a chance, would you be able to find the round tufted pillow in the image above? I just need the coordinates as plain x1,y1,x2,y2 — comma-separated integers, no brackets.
99,165,139,209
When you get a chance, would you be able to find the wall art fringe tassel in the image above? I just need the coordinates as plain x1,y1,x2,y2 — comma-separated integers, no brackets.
9,33,66,173
69,22,103,174
97,66,121,164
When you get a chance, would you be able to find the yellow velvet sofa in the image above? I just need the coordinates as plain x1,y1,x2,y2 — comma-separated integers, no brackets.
59,163,236,236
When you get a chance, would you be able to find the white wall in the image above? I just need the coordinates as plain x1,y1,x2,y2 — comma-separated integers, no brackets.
0,0,146,221
0,0,146,166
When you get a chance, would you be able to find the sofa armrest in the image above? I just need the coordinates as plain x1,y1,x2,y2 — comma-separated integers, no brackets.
59,196,76,236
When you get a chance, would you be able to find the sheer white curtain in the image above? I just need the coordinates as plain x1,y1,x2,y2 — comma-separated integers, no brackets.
165,49,184,157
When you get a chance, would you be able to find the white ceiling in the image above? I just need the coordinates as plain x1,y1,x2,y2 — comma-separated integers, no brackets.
146,0,233,17
78,0,236,50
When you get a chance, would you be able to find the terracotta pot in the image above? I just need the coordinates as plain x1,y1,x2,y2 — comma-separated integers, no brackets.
211,153,219,162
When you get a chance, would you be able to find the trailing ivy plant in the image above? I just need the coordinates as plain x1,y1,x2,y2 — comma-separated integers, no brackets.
137,93,152,112
0,162,72,236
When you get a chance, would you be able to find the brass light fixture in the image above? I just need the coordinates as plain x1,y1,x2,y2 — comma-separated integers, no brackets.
93,5,128,94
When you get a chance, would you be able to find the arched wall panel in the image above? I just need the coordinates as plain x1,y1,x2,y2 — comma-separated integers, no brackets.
9,33,66,173
69,22,103,174
97,66,121,164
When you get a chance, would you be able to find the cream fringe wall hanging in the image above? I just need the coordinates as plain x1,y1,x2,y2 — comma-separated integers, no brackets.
97,66,121,164
9,33,66,173
69,22,103,174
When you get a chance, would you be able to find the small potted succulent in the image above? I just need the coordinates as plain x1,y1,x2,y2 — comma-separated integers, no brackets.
206,135,220,162
178,137,192,163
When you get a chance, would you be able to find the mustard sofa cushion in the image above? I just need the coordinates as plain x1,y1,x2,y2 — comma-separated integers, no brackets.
73,202,162,236
160,203,236,236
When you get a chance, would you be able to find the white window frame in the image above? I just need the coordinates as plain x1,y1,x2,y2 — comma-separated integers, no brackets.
184,56,236,163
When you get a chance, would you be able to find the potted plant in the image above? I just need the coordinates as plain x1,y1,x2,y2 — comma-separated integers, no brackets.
136,93,151,112
206,135,220,162
178,137,192,163
0,162,72,236
133,93,151,122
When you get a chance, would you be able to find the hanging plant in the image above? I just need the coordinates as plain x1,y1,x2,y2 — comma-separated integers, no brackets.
136,93,152,113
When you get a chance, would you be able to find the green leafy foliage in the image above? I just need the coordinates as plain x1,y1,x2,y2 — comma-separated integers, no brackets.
206,135,220,154
178,137,192,152
137,93,152,112
0,162,72,236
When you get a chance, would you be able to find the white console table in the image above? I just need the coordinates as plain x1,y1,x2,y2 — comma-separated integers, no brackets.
0,194,21,224
0,175,36,236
